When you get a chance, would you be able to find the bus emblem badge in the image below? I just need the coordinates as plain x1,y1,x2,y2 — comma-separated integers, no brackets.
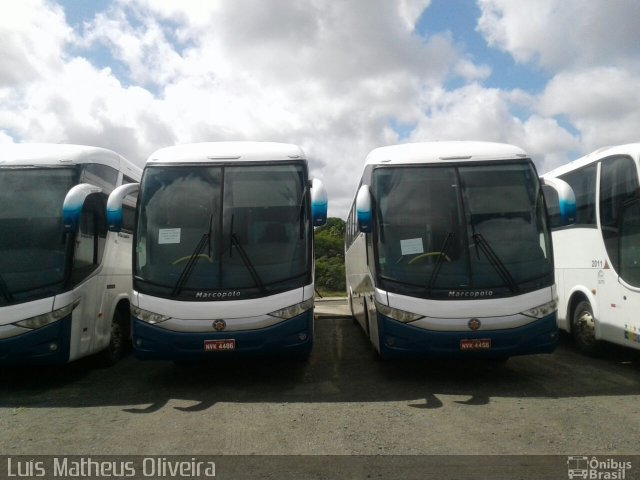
468,318,481,331
213,320,226,331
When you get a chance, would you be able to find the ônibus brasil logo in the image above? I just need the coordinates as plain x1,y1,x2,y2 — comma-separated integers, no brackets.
567,456,632,479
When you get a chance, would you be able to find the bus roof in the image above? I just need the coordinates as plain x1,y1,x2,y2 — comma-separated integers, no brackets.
364,141,528,166
146,142,306,164
543,143,640,178
0,143,141,179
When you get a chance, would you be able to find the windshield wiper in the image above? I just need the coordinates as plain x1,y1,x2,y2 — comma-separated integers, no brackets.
230,214,266,293
427,232,454,292
171,215,213,297
472,233,519,294
0,273,13,302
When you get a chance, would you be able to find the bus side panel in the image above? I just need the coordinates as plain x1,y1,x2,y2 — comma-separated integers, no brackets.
598,276,640,349
612,281,640,349
345,233,372,333
66,278,99,361
552,228,603,332
91,231,134,354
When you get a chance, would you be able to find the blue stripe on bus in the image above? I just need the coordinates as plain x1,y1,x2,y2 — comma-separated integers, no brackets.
377,312,558,359
0,315,72,365
106,207,122,230
131,309,314,360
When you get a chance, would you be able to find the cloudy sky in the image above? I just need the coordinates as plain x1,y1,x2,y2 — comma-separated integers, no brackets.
1,0,639,218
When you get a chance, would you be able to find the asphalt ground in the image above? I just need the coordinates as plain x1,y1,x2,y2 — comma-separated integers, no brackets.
1,300,640,478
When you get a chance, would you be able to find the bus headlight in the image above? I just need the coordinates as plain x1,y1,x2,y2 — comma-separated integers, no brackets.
131,306,170,324
522,299,558,319
16,300,80,330
268,298,314,320
374,300,424,323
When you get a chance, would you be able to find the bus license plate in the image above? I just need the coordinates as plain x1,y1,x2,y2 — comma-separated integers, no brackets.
204,339,236,351
460,339,491,351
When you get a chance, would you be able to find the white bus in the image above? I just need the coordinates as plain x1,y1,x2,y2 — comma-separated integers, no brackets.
345,141,572,359
0,144,141,365
542,143,640,355
107,142,327,360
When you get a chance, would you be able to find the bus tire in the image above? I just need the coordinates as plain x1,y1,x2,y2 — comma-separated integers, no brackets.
571,300,603,356
98,309,127,367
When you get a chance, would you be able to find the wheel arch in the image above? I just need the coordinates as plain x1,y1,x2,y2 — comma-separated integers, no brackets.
566,287,598,334
113,295,131,340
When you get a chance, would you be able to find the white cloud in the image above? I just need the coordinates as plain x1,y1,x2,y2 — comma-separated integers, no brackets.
537,67,640,153
0,0,72,86
0,130,15,144
398,0,432,31
409,84,579,173
477,0,640,71
410,84,520,143
5,0,637,218
0,56,166,163
453,59,491,82
79,5,186,87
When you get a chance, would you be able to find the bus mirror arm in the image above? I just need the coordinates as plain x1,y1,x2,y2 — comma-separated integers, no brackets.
62,183,103,233
107,183,140,232
541,177,576,227
356,185,372,233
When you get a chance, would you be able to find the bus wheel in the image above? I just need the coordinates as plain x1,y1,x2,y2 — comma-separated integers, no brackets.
98,310,126,366
571,300,602,356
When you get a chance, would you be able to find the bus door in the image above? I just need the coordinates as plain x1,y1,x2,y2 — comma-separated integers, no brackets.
68,193,109,358
598,156,640,345
617,197,640,348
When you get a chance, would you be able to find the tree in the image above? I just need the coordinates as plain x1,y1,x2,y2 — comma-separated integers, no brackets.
314,217,346,295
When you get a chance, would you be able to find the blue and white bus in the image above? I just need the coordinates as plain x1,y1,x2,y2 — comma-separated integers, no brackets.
0,144,141,365
542,143,640,355
345,141,572,359
107,142,327,360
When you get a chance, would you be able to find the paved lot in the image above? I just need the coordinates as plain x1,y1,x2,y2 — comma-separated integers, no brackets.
1,301,640,465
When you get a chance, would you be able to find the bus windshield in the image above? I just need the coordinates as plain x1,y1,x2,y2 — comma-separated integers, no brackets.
0,167,77,306
373,162,553,299
134,163,311,300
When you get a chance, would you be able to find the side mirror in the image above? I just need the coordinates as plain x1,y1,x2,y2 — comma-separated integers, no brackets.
310,178,328,226
541,177,576,227
356,185,372,233
62,183,102,233
107,183,140,232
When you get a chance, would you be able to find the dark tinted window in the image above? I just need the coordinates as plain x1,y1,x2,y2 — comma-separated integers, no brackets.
599,155,639,270
0,167,77,305
560,164,597,226
619,200,640,287
72,193,107,285
82,163,118,194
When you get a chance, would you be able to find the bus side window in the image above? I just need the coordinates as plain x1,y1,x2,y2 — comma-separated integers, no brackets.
72,193,107,285
599,155,639,271
560,164,597,226
81,164,118,195
619,200,640,287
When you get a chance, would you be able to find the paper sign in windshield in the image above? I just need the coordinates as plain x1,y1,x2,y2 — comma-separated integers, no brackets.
401,238,424,256
159,228,181,244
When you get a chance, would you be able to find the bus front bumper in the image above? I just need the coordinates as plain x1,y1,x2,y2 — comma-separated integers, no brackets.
0,315,72,365
378,312,558,359
131,310,314,360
